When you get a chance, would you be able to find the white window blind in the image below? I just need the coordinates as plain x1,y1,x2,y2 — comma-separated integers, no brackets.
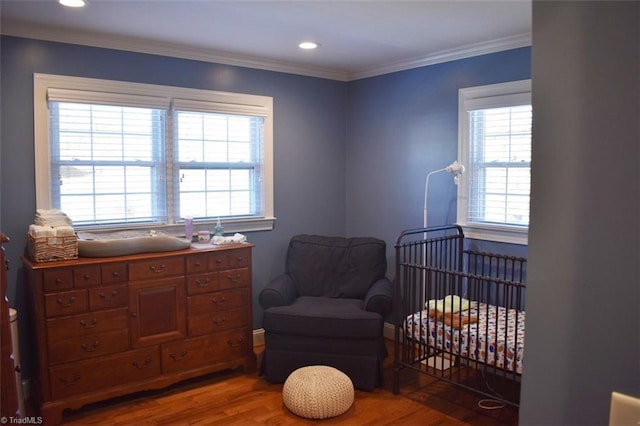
35,74,275,233
174,109,264,219
457,80,531,244
467,105,531,226
49,100,167,226
47,88,169,109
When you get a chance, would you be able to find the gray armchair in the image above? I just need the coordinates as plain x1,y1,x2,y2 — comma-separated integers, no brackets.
258,234,393,390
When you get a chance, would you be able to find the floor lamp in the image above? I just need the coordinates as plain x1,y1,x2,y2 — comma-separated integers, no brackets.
422,160,465,282
421,161,465,370
423,161,465,229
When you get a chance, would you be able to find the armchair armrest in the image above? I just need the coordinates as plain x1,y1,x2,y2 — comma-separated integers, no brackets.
364,277,393,317
259,273,297,310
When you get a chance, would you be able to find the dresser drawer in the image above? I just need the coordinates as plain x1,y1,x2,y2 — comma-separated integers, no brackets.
220,268,250,290
161,329,251,374
49,347,160,400
228,248,251,269
186,253,209,274
44,289,88,318
188,307,249,337
101,263,128,284
73,265,101,288
187,288,248,316
46,308,128,341
186,272,219,295
88,284,128,310
48,329,130,365
207,251,230,271
129,257,184,281
186,247,250,272
43,269,73,293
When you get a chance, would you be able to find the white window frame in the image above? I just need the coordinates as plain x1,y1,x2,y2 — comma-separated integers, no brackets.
457,79,531,245
34,73,275,234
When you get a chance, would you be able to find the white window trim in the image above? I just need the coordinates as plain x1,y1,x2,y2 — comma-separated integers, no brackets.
457,79,531,245
33,73,275,235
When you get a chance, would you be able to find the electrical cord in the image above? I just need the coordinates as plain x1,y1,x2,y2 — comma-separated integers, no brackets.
476,368,507,410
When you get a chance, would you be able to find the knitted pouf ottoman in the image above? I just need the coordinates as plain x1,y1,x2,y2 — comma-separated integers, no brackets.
282,365,354,419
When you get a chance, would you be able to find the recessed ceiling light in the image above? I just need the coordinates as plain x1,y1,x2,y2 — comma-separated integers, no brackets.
59,0,86,7
299,41,320,50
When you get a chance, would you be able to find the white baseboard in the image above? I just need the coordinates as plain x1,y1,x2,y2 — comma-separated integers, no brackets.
383,322,396,340
253,328,265,346
253,322,396,347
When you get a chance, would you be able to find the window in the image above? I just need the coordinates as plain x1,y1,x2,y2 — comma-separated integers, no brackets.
457,80,531,245
35,74,274,234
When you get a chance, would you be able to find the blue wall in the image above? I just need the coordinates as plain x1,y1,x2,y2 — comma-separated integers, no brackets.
0,36,348,378
0,35,530,380
346,48,531,261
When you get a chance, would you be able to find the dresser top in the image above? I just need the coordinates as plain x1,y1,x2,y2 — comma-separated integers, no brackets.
22,242,253,270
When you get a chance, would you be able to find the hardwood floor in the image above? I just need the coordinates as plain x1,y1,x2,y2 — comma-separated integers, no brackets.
54,343,519,425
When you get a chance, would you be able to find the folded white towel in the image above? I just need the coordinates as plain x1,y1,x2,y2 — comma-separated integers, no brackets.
211,233,247,245
29,224,56,237
54,225,75,236
34,209,73,227
35,208,69,219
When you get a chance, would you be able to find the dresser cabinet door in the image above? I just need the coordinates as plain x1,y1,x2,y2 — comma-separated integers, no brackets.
129,277,186,348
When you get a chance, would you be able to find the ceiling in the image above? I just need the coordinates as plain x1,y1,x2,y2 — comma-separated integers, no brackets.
0,0,531,81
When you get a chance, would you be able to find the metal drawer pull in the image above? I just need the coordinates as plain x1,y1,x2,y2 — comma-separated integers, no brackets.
98,290,119,301
60,374,81,387
213,317,226,326
79,318,97,329
196,278,211,287
149,264,166,273
211,296,226,305
132,357,152,369
56,296,76,307
83,274,92,280
227,338,244,348
169,350,187,361
226,274,242,283
81,341,100,352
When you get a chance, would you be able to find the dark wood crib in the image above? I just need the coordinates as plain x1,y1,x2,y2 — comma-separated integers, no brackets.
393,225,527,407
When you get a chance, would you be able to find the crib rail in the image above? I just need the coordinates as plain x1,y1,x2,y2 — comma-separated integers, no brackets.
393,225,527,407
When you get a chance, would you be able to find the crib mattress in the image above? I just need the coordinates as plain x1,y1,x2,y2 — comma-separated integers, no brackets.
404,303,525,374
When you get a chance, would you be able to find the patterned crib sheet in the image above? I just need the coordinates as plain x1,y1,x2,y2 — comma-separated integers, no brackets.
404,303,525,374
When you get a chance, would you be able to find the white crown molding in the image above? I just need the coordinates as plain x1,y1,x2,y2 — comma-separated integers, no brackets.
348,32,532,81
1,20,350,81
1,20,531,82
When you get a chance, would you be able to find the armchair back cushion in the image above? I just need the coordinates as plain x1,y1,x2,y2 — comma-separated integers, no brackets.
285,235,387,299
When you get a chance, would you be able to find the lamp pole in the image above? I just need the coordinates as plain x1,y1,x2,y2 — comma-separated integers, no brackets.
423,161,465,229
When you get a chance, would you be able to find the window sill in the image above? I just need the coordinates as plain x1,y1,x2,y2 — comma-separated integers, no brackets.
458,223,528,245
76,217,276,238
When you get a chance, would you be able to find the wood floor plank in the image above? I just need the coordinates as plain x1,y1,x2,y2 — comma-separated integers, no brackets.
52,343,518,425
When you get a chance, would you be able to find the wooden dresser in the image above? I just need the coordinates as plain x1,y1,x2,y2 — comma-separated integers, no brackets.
23,243,256,424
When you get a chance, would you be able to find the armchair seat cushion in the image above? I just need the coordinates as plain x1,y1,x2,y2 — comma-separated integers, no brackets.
263,296,383,339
